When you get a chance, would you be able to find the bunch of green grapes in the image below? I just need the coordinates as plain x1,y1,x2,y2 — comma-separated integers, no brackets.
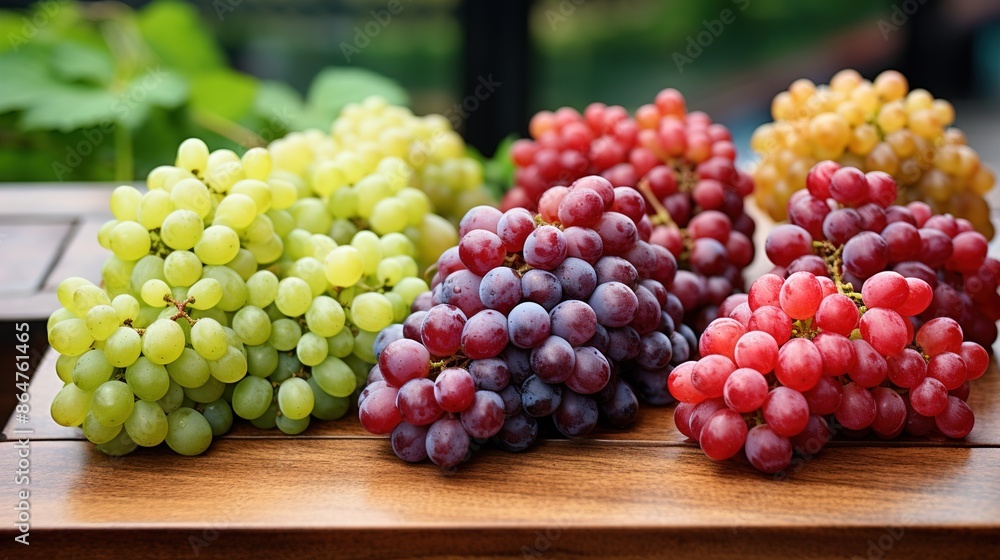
48,135,433,456
751,69,995,237
265,96,496,267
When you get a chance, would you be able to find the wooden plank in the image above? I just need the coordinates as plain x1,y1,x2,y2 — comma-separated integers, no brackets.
0,222,73,296
0,184,121,216
11,348,1000,447
9,347,1000,447
0,440,996,559
43,215,112,291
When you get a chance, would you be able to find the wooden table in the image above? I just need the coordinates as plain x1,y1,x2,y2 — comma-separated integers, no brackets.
1,184,999,559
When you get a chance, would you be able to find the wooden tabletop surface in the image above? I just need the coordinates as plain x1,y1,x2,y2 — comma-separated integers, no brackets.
1,184,999,559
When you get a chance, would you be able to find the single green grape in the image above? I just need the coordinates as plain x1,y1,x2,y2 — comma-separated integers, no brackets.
277,377,314,420
170,178,212,218
50,383,93,427
275,413,310,435
136,190,174,230
296,332,328,367
393,277,430,307
270,352,301,384
250,401,278,429
55,353,79,383
142,319,186,365
165,407,214,456
125,356,170,401
164,347,211,388
232,306,271,346
71,349,114,391
310,234,338,261
85,304,119,341
246,270,279,308
163,250,203,287
57,277,93,312
72,284,111,316
244,234,284,265
329,218,358,245
187,278,223,310
140,279,172,307
201,399,234,436
305,296,345,338
183,375,226,404
268,318,302,351
110,186,142,221
83,411,123,444
176,138,209,173
202,266,248,312
311,356,357,398
129,255,166,296
91,380,135,427
275,277,312,317
95,427,138,456
231,179,272,213
352,330,379,363
111,294,141,323
351,230,382,275
124,400,168,447
212,193,257,229
157,380,185,414
195,225,241,266
207,345,248,383
103,326,142,367
109,221,151,261
225,248,258,282
369,197,409,234
350,292,394,332
308,376,350,420
160,209,204,251
242,146,271,181
232,376,273,420
189,317,228,360
290,257,328,296
326,329,354,358
242,214,275,244
246,343,279,378
324,246,364,288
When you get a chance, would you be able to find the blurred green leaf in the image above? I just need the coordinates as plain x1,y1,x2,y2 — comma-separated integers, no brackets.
118,68,189,128
253,80,304,131
482,134,516,199
0,53,61,113
0,13,23,53
137,0,224,76
296,67,408,130
50,41,113,85
20,84,118,131
190,69,257,121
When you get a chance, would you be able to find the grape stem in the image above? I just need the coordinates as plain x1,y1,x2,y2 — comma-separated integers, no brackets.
814,240,865,308
636,179,676,227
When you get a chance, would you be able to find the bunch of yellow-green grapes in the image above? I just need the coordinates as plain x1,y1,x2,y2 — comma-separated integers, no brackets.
751,69,996,237
265,96,496,267
48,135,431,457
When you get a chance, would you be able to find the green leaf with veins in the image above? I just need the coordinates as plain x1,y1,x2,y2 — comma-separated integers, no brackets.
49,41,114,85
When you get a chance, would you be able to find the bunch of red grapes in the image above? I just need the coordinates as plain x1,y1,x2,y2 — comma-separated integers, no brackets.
770,160,999,347
360,176,698,468
503,90,756,332
669,162,991,474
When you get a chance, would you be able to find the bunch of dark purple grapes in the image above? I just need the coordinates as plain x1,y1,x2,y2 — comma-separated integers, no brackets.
359,176,698,468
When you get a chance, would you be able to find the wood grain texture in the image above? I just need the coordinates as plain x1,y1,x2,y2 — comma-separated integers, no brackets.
0,440,997,559
10,349,1000,448
0,222,73,296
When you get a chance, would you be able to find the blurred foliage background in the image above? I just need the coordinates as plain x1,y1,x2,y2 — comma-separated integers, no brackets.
0,0,998,182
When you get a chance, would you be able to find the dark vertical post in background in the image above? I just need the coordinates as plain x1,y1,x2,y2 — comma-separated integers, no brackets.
460,0,532,157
